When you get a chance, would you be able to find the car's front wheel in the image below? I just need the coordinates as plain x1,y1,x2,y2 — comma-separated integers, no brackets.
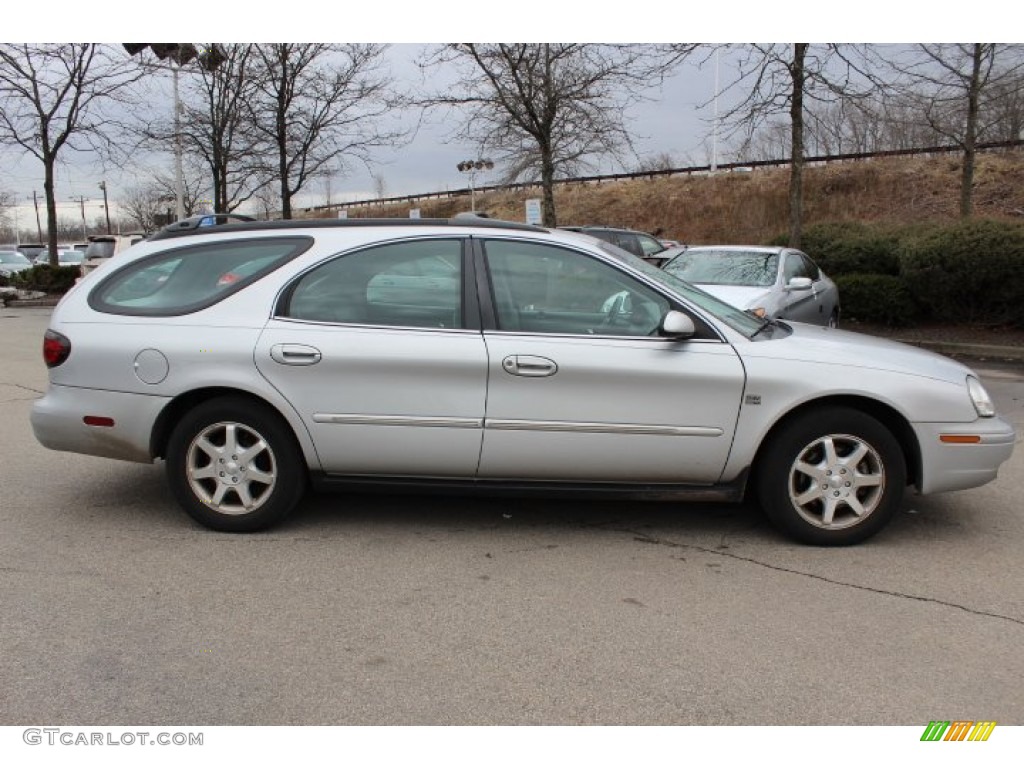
756,407,906,545
166,397,307,532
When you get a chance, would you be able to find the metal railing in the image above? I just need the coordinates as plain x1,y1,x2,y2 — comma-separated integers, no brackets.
309,139,1024,215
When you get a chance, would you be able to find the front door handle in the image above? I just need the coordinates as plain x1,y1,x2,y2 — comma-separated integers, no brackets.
270,343,322,366
501,355,558,377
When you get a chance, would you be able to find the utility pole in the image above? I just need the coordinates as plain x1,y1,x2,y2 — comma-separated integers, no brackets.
70,195,88,240
32,191,44,243
98,181,112,234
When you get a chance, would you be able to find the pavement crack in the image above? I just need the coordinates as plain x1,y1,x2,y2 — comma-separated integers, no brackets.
0,381,44,395
615,527,1024,628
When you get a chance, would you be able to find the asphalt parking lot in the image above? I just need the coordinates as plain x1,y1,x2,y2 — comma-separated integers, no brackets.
1,306,1022,725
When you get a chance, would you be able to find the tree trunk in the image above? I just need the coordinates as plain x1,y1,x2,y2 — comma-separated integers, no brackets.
43,156,59,267
961,43,983,218
540,144,557,228
788,44,808,249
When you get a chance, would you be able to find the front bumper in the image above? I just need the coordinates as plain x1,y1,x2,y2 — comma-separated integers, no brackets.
31,384,171,464
913,417,1017,494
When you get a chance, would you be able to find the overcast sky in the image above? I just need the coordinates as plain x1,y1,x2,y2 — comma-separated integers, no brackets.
1,6,999,229
2,43,722,225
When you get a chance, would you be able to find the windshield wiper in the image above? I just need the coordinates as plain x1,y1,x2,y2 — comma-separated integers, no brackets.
750,317,777,339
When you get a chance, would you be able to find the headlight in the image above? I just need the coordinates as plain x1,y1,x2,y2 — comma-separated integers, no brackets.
967,376,995,417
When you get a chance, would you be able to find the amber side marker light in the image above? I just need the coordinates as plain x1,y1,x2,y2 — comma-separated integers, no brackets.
83,416,115,428
940,435,982,444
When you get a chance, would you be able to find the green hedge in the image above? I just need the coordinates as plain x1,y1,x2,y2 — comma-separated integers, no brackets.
771,218,1024,328
770,222,901,276
9,264,80,294
899,219,1024,326
834,273,918,327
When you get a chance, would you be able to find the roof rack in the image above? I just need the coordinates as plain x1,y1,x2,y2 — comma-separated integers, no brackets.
149,213,546,241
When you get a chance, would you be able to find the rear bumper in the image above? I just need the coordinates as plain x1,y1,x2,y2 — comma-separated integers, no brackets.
913,417,1016,494
31,384,170,464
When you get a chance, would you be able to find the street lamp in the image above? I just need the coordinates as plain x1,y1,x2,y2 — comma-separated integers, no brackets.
456,159,494,212
123,44,225,221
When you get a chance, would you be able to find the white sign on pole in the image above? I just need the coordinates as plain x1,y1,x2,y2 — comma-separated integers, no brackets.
525,199,542,226
409,208,421,219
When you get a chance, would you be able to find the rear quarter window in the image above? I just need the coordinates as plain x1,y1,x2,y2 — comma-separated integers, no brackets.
88,237,312,316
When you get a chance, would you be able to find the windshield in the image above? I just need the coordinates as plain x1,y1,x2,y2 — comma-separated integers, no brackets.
593,242,765,337
0,251,31,265
664,249,780,287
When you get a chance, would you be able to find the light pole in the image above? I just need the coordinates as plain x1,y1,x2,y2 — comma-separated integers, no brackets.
456,159,494,212
172,64,185,220
122,44,226,221
98,181,112,234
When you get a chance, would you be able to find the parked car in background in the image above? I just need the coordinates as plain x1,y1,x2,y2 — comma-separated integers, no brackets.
663,245,841,328
33,249,85,266
15,243,46,262
560,226,674,266
30,215,1014,545
79,233,147,278
0,249,34,278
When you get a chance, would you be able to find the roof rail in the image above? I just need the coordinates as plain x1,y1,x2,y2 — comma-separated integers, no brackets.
149,214,546,241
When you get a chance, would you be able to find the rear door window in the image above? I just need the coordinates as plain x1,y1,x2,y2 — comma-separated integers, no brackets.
278,239,463,329
89,237,311,316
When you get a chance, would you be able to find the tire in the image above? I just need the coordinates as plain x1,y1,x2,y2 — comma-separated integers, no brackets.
828,309,840,328
756,406,905,545
165,396,307,532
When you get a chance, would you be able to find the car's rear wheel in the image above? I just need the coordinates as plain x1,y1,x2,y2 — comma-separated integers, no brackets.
828,309,840,328
166,397,306,532
756,407,905,545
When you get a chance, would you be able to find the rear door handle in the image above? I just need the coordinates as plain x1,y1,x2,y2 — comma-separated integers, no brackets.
501,355,558,377
270,343,322,366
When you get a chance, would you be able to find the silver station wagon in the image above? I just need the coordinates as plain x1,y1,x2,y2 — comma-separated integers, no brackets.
30,215,1015,545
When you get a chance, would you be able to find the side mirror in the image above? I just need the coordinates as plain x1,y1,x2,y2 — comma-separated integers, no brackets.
659,310,695,339
787,277,812,291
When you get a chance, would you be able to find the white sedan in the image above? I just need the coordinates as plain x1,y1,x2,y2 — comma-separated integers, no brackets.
663,245,841,328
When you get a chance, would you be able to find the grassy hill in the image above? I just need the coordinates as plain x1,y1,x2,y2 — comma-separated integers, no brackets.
332,151,1024,244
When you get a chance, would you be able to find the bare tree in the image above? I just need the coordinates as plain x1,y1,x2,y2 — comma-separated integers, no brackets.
0,44,144,264
179,44,265,212
249,44,405,219
119,183,166,233
717,44,885,247
420,44,691,227
892,44,1024,217
0,189,13,241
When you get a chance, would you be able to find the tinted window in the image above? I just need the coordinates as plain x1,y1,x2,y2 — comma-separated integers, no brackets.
484,240,668,336
90,237,311,316
85,240,116,259
637,234,666,257
799,253,821,280
0,251,31,265
280,239,463,329
783,252,813,282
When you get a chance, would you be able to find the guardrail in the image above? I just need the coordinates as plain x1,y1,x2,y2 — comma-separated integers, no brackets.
310,139,1024,214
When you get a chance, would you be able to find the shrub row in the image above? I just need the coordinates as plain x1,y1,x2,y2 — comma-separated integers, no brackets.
8,264,80,294
779,219,1024,327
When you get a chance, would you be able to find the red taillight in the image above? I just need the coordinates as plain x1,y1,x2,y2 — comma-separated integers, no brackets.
43,330,71,368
